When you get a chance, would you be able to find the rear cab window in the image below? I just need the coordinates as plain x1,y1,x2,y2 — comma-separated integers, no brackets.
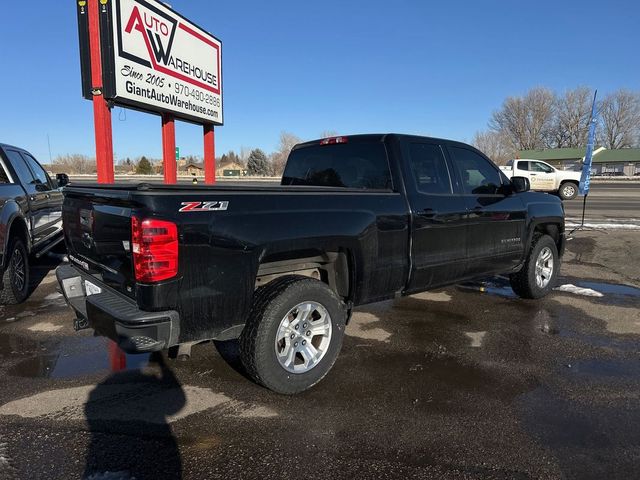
407,143,453,194
282,140,393,190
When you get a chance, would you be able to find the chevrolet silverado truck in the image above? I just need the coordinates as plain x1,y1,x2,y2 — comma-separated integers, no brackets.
0,143,68,304
500,159,582,200
56,134,565,394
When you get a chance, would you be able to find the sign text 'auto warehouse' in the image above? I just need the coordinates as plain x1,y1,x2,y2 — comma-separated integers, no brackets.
99,0,223,125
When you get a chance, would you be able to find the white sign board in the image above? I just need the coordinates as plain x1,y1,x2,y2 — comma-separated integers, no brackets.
101,0,222,125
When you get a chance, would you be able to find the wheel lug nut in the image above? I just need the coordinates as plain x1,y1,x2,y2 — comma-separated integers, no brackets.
302,340,306,345
294,342,298,347
295,325,299,330
290,334,295,339
303,323,307,328
306,331,311,336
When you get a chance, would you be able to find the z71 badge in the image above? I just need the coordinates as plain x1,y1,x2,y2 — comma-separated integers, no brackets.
179,201,229,212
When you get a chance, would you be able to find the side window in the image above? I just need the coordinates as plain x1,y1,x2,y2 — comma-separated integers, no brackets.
21,153,52,189
517,160,530,171
531,161,554,173
450,147,502,195
5,150,37,189
408,143,452,194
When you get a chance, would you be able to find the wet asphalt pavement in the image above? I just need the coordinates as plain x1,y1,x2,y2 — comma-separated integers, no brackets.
1,231,640,479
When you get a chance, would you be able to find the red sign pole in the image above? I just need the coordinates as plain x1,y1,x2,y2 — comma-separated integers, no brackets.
204,124,216,184
162,113,177,184
88,0,114,183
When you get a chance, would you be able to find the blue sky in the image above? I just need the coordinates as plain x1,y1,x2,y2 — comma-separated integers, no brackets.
0,0,638,162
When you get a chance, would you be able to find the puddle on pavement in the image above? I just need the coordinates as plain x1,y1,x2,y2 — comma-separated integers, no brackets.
554,278,640,308
568,358,640,379
1,333,151,379
457,277,516,298
576,280,640,298
0,333,43,358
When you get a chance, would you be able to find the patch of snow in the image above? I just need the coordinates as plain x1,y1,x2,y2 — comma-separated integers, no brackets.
566,222,640,231
465,331,486,348
27,322,63,332
555,284,603,297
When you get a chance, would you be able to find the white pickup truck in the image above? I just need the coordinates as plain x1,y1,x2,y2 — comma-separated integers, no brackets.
500,159,582,200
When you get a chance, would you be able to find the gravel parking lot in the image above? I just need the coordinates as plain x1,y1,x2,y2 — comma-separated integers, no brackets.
0,228,639,479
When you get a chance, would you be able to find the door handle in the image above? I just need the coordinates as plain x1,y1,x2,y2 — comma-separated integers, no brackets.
419,208,437,218
530,173,537,176
45,194,50,199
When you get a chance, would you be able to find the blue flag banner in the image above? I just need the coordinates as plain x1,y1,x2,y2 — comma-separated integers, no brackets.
579,91,598,196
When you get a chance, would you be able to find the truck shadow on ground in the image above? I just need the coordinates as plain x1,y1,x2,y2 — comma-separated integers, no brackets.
27,252,65,296
83,352,185,480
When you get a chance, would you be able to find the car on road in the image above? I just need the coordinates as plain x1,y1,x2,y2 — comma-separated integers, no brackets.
0,143,68,304
56,134,566,394
500,159,581,200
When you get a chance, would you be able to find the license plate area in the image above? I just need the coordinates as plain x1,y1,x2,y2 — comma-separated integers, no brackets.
84,280,102,296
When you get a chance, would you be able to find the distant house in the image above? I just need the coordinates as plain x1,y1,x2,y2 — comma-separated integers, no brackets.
517,147,640,176
185,163,204,176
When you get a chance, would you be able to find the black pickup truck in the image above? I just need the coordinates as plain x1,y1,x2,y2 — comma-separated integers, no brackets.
57,134,565,394
0,143,68,304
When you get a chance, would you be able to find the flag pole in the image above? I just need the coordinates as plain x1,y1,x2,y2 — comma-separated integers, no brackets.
570,90,598,235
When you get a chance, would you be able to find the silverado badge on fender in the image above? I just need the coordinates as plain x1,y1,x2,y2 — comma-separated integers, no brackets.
179,201,229,212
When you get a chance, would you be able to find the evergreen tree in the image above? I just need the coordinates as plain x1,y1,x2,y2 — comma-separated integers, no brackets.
136,156,153,174
246,149,270,176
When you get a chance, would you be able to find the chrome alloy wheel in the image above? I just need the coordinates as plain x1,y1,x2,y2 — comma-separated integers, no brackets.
275,302,332,374
562,183,576,198
535,246,554,289
11,247,26,292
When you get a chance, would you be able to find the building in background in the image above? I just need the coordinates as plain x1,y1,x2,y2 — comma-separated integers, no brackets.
591,148,640,176
517,147,640,176
517,147,605,171
184,163,205,176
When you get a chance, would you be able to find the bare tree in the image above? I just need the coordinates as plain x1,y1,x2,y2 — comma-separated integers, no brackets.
553,87,593,148
598,89,640,149
489,87,556,150
270,132,303,177
473,130,515,165
319,130,339,138
52,154,96,174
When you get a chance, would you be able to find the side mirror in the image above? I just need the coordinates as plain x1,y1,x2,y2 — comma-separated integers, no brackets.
511,176,530,193
56,173,70,188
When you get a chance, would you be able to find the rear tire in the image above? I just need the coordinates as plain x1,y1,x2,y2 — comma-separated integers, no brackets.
510,234,558,299
1,237,29,304
559,182,578,200
239,276,346,394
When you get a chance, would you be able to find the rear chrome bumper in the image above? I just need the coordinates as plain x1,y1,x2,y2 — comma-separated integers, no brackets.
56,263,180,353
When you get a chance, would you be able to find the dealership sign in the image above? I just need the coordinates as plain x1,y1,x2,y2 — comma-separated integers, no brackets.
84,0,223,125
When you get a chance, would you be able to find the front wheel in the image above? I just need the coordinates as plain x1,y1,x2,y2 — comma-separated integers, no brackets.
559,182,578,200
239,276,346,394
510,234,559,299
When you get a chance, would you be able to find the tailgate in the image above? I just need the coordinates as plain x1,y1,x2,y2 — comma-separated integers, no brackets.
62,187,136,298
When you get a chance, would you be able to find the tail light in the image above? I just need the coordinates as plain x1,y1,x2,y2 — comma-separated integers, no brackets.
131,216,178,283
319,136,348,145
